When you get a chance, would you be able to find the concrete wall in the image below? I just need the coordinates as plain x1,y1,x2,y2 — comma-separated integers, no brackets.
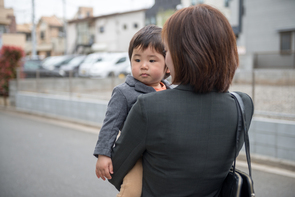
249,118,295,161
9,77,125,106
15,92,108,127
14,91,295,162
233,68,295,85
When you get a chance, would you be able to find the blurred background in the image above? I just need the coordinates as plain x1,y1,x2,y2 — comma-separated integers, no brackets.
0,0,295,196
0,0,294,144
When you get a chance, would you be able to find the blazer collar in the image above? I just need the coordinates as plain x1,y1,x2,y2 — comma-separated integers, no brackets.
174,84,219,92
125,75,171,93
174,84,194,92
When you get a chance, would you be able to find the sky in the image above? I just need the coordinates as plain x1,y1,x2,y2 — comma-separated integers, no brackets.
4,0,154,24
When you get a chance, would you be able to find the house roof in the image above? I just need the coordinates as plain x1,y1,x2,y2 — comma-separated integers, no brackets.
39,15,63,27
68,8,147,24
17,23,32,33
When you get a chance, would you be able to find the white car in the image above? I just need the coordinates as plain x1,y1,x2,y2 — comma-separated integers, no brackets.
89,52,131,78
78,52,107,77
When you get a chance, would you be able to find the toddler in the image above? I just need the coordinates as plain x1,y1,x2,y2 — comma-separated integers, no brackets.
94,25,170,197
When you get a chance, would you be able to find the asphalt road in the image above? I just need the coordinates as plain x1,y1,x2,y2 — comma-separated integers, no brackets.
0,111,118,197
1,110,295,197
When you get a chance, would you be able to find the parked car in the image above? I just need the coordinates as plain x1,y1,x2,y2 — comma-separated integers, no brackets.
58,55,86,77
20,57,43,78
78,52,107,77
89,52,131,78
40,55,77,77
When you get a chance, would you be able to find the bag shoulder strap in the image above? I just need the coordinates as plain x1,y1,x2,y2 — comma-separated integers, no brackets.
230,92,253,178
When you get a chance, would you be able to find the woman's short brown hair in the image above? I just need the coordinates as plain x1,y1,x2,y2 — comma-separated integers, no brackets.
162,4,239,93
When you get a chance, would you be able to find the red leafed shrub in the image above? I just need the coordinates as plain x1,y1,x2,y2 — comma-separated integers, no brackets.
0,45,24,104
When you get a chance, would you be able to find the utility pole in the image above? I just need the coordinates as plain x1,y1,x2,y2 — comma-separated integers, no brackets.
63,0,67,55
31,0,37,58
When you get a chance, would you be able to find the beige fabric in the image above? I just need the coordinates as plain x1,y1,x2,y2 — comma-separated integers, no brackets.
117,158,143,197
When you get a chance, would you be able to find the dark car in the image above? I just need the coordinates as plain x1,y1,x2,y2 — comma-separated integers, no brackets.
58,55,86,77
21,58,43,78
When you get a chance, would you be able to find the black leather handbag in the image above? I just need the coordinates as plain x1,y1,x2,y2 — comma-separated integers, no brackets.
220,92,255,197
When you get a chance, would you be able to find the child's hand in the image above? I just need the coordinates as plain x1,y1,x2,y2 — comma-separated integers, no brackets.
95,155,113,180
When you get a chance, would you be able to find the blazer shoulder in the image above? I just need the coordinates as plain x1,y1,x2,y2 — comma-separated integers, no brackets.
235,92,254,124
234,91,253,106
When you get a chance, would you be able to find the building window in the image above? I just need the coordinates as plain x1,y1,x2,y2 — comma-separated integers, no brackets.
145,18,150,25
150,17,156,25
0,25,7,33
40,31,45,40
191,0,203,5
99,26,104,33
280,32,292,52
26,34,31,41
134,23,138,29
123,24,127,30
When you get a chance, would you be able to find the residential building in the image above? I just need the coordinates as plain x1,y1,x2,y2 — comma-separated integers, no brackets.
67,8,146,54
94,9,146,52
67,7,95,54
36,15,65,57
145,0,181,27
181,0,230,19
0,0,15,34
73,7,93,19
16,23,32,55
229,0,295,70
0,0,25,49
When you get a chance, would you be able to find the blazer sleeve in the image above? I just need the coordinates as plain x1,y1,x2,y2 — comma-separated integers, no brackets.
108,95,148,190
93,87,129,158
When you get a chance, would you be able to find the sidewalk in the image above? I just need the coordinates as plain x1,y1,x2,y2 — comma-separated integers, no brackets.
1,103,295,174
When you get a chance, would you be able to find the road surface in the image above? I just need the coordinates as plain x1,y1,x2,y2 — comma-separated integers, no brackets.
1,110,295,197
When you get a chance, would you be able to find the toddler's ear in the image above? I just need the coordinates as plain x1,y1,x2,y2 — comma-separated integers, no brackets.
166,68,170,73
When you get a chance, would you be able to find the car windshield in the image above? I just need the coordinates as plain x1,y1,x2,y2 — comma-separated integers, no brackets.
42,56,70,67
101,54,124,63
68,56,85,65
24,60,41,69
83,54,103,64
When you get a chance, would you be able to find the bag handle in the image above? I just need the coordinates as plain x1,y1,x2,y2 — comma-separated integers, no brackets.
230,92,252,178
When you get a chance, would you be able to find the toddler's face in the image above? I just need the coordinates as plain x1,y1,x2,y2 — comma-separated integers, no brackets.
131,46,167,88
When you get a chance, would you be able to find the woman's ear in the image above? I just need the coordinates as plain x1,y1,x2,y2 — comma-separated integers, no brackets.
163,66,171,79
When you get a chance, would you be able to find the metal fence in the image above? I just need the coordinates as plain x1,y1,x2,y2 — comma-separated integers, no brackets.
254,51,295,69
230,69,295,121
13,68,295,121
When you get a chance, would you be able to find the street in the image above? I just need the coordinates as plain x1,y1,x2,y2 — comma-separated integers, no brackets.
0,110,118,197
1,110,295,197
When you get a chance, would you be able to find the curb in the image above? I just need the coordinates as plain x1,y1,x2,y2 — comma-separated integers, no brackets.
237,153,295,172
1,104,295,172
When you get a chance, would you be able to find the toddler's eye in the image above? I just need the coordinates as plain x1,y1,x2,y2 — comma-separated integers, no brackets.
150,60,155,63
135,59,140,62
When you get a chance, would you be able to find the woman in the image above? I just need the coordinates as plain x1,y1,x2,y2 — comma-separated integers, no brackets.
108,4,254,197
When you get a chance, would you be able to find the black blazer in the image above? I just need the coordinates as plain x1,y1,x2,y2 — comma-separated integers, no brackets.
109,84,254,197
